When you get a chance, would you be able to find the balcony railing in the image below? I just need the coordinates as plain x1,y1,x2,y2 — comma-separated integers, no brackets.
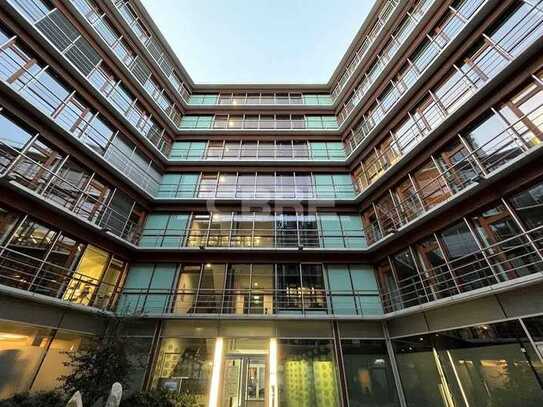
156,183,356,200
116,288,382,317
331,0,402,100
139,228,366,249
345,0,535,155
113,0,192,104
0,37,161,195
68,0,183,128
0,244,119,310
179,116,339,131
169,144,346,161
337,0,436,124
379,224,543,313
364,94,543,245
7,0,173,156
0,139,143,244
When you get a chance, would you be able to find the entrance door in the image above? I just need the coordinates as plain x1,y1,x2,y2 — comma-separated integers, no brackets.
222,356,266,407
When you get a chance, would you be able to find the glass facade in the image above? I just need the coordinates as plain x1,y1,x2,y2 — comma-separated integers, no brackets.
169,140,345,161
393,320,543,407
117,263,382,316
357,70,543,245
375,179,543,313
0,207,126,308
155,172,356,200
138,212,366,249
1,0,543,405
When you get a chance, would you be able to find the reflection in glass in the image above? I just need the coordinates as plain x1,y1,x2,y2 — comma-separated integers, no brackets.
341,340,399,407
152,337,215,405
394,320,543,407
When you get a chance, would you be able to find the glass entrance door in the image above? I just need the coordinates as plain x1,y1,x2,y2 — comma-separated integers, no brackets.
222,356,266,407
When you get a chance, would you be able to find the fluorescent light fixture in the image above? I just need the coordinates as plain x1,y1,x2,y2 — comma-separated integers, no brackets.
208,337,223,407
269,338,278,407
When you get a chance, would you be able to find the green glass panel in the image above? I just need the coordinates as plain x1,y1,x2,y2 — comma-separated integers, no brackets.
180,116,198,128
303,95,319,105
305,116,323,129
327,265,356,315
314,174,334,198
145,264,177,313
340,215,365,248
309,142,328,159
196,116,213,128
319,213,343,248
189,141,207,158
333,174,354,198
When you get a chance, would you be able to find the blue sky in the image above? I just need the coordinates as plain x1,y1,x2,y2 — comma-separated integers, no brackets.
140,0,375,84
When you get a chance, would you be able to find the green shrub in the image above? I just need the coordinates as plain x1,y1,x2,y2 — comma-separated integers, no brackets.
119,390,173,407
119,390,201,407
0,391,65,407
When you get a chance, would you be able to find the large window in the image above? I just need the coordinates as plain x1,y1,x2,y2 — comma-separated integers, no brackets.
393,320,543,407
118,263,177,313
157,173,199,198
470,203,542,280
151,336,215,404
0,110,34,174
0,213,123,308
140,214,189,247
341,340,399,407
0,320,53,399
327,264,383,315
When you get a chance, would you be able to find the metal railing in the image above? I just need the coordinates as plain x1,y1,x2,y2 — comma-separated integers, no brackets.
379,224,543,312
113,0,193,104
337,0,436,124
0,37,161,195
0,244,119,309
345,0,542,155
169,144,346,161
156,183,356,200
68,0,183,128
139,228,366,249
116,288,382,317
188,93,333,106
7,0,173,156
365,96,543,245
331,0,402,100
180,117,339,131
0,139,143,244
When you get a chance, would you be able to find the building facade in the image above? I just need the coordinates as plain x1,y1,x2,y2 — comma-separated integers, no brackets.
0,0,543,406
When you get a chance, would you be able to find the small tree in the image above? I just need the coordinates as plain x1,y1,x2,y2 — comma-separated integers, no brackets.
60,321,130,406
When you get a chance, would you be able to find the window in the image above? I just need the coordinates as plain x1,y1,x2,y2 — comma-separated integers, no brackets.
157,173,199,198
414,235,458,300
341,340,398,406
10,137,64,193
318,213,365,248
118,263,177,313
412,160,450,210
169,141,206,160
391,249,426,308
139,214,189,247
438,221,496,292
470,203,541,280
278,339,340,407
462,111,523,172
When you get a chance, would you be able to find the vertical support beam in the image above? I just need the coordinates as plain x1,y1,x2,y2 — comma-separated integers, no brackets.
332,321,350,407
383,321,408,407
142,319,163,391
208,337,224,407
